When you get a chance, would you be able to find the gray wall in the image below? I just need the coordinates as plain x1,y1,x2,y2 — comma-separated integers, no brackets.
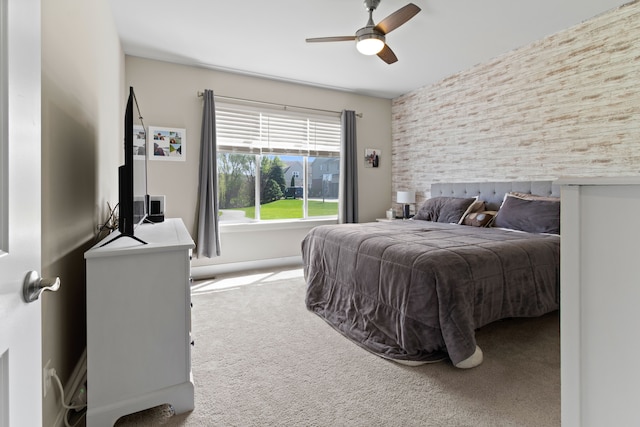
391,1,640,205
41,0,124,424
125,57,392,273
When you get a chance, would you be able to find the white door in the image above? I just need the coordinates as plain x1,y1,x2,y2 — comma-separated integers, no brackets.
0,0,43,425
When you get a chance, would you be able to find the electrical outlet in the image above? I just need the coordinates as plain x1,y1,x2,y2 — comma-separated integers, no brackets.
43,359,52,398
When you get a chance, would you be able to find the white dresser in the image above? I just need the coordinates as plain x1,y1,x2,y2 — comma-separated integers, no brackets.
84,218,195,426
557,177,640,427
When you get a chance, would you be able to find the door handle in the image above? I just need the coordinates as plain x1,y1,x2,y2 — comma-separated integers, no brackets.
22,270,61,303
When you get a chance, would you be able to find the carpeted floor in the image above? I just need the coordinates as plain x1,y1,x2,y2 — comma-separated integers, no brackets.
115,268,560,426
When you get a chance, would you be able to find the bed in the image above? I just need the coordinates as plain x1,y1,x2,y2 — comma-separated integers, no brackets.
302,181,560,368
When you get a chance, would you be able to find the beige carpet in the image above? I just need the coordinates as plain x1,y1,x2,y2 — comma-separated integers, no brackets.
115,268,560,427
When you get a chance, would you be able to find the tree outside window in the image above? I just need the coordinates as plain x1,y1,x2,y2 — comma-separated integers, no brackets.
215,102,341,224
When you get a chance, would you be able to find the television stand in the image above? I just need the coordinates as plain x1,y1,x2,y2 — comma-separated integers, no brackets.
98,232,147,247
84,218,195,426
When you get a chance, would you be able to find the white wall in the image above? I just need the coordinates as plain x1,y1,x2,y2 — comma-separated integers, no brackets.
41,0,124,424
558,178,640,426
125,57,392,273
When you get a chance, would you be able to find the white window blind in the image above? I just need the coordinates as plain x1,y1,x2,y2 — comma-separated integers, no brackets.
216,102,341,157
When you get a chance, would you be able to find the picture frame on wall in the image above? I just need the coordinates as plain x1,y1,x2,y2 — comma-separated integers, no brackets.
148,126,186,161
364,148,380,168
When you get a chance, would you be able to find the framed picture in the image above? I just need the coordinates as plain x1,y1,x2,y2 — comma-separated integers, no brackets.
133,125,146,158
148,126,186,161
364,148,380,168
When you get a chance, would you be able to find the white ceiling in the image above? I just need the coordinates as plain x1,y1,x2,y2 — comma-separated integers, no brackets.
108,0,630,99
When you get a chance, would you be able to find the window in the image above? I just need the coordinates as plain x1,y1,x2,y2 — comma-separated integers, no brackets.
216,102,341,223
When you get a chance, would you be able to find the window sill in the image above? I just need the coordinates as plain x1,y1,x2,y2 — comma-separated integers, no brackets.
219,217,338,233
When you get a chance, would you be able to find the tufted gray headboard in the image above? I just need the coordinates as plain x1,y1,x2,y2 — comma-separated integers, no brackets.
430,181,560,211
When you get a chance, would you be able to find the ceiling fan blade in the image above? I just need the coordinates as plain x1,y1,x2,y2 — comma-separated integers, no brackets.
375,3,421,35
306,36,356,43
377,44,398,64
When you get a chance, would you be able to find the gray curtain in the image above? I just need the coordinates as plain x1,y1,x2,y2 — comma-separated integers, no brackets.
196,89,221,257
339,110,358,223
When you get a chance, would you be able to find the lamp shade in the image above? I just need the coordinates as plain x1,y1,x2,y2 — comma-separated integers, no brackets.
397,191,415,204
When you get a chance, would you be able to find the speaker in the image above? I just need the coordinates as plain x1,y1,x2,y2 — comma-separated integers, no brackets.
148,195,165,223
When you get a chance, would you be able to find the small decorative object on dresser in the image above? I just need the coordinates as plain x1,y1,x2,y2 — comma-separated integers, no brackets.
397,190,415,219
147,195,166,223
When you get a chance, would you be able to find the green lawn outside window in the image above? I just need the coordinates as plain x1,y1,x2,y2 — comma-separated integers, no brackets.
222,199,337,220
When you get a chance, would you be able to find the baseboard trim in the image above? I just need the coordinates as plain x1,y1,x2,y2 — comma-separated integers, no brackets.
191,256,303,280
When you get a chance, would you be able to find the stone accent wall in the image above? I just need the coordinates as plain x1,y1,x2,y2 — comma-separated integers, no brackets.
392,1,640,204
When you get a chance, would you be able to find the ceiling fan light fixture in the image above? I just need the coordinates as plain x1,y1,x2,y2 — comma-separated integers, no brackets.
355,29,385,55
306,2,420,64
356,37,385,55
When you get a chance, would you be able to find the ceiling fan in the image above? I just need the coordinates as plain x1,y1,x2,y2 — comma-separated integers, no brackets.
305,0,421,64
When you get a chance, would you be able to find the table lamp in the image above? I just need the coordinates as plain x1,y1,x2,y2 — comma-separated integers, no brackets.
397,191,416,219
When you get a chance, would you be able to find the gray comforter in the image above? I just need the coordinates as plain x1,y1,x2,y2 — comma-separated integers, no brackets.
302,220,559,365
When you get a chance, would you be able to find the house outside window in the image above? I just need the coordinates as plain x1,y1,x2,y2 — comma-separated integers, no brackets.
216,102,341,223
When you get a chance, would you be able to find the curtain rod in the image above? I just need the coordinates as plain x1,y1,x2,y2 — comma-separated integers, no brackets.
197,91,363,118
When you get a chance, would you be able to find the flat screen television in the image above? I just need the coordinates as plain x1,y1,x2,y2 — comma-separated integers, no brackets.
102,86,148,246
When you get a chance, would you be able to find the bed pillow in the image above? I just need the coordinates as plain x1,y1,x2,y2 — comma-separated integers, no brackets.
414,197,477,223
509,191,558,202
493,193,560,234
457,199,485,225
463,210,497,227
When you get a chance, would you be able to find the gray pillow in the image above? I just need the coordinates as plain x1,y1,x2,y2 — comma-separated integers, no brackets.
413,197,477,223
493,194,560,234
